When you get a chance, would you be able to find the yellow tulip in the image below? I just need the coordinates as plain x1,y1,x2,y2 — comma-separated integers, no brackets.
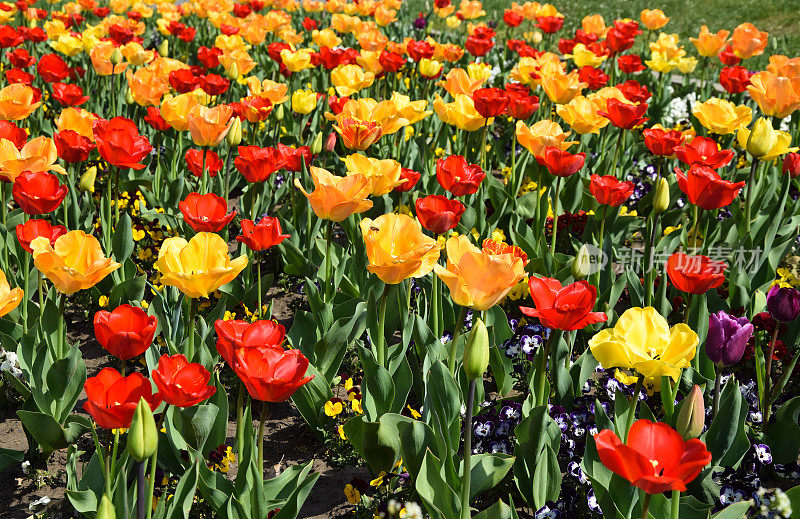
516,120,577,157
0,136,66,183
49,33,84,57
312,28,342,48
419,58,443,79
121,42,155,66
676,56,698,74
645,51,680,73
437,68,486,96
0,268,23,317
565,43,607,68
292,89,318,114
344,153,402,195
433,94,489,132
556,96,609,135
31,231,120,295
331,64,375,97
360,213,439,285
280,49,313,73
187,104,233,147
589,307,698,393
692,98,752,135
737,121,798,161
295,166,373,222
160,93,200,132
434,235,525,311
155,233,247,299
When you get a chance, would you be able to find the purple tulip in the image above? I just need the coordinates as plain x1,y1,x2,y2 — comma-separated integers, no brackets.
706,311,754,366
413,15,427,30
767,285,800,322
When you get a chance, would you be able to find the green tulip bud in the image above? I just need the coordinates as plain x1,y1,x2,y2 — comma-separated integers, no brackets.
653,177,670,214
226,62,239,81
676,385,705,440
96,494,116,519
125,88,134,105
572,244,591,280
745,117,777,159
127,398,158,462
158,39,169,57
310,132,323,155
226,116,243,147
274,103,285,121
463,318,489,380
109,48,123,66
79,166,97,193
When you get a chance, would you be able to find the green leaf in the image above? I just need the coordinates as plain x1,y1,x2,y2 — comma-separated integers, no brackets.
702,378,749,468
359,347,395,421
415,449,460,519
170,404,219,454
711,501,752,518
466,453,514,501
113,213,134,264
342,416,401,473
0,447,24,472
472,499,513,519
167,461,199,519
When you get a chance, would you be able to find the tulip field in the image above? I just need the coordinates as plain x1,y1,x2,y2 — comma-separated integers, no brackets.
4,0,800,518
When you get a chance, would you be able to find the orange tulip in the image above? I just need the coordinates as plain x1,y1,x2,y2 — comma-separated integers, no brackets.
731,23,768,60
126,68,169,107
767,55,800,80
56,107,96,139
90,41,128,76
581,14,608,37
160,93,201,132
0,136,66,182
344,153,403,196
433,94,489,132
516,120,577,156
747,71,800,119
541,70,587,105
0,268,23,317
689,26,729,58
640,9,669,30
0,84,41,121
294,166,373,222
333,117,382,151
31,230,120,294
438,68,486,96
435,235,525,311
187,104,233,147
360,213,439,285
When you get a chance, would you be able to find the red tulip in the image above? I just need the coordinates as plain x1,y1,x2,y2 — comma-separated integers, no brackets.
406,40,434,61
16,219,67,253
675,164,745,210
198,46,223,69
83,368,161,429
6,48,33,67
94,117,153,170
394,167,421,193
642,128,683,157
472,88,509,118
12,170,67,215
0,120,27,149
465,36,494,57
436,155,485,196
589,174,635,207
185,149,223,178
599,98,648,129
506,93,540,119
179,192,236,232
718,45,740,66
536,16,564,33
236,216,289,252
415,195,465,235
617,55,646,73
606,29,636,54
666,252,726,295
277,143,312,172
6,68,33,85
783,152,800,178
94,304,158,360
55,130,95,163
214,319,285,367
235,145,285,182
675,136,735,169
233,347,313,402
594,420,711,494
51,82,89,106
617,80,651,104
520,277,607,331
145,106,171,131
503,10,523,27
168,69,199,94
578,66,609,90
200,73,229,96
108,24,134,45
378,50,405,73
536,147,586,177
152,354,216,407
719,66,752,94
36,53,69,82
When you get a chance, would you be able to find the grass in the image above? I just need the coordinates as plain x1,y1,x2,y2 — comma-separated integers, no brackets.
407,0,800,53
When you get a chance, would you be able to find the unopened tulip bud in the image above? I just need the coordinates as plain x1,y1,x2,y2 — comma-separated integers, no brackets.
110,47,123,66
79,166,97,193
572,244,592,280
226,62,239,81
325,132,337,151
463,318,489,380
745,117,777,159
127,398,158,462
96,494,116,519
158,39,169,57
226,117,243,147
653,177,670,214
274,103,285,121
311,132,323,155
125,88,134,105
676,385,705,440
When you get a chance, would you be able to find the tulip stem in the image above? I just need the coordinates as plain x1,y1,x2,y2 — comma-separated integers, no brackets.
90,423,110,496
670,490,680,519
236,381,247,457
38,271,44,320
257,401,268,477
57,293,67,360
448,306,469,375
137,460,147,519
762,325,780,428
460,379,476,519
257,256,263,319
200,148,208,195
624,374,645,442
479,121,488,172
431,258,442,340
644,213,660,307
21,253,29,334
613,130,624,179
376,284,390,369
744,158,759,234
550,176,562,264
640,493,652,519
324,220,333,303
145,410,166,519
109,428,120,486
113,166,121,229
712,363,722,419
186,298,197,362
